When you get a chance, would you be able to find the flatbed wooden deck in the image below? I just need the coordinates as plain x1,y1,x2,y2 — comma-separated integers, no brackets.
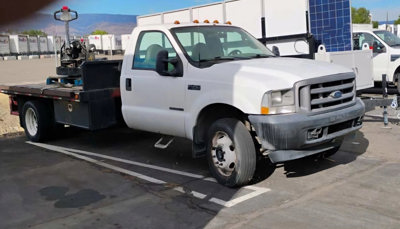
0,83,83,101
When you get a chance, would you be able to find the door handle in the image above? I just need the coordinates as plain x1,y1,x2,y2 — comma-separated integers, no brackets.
126,78,132,91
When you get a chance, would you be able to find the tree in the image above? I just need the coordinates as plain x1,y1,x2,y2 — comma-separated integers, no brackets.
352,7,371,24
372,21,379,28
394,15,400,25
21,30,47,36
91,30,108,35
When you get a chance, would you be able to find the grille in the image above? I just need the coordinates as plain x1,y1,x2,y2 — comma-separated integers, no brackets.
298,75,356,113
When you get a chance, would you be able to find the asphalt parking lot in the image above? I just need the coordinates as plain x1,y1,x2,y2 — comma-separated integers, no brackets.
1,57,400,228
1,109,400,229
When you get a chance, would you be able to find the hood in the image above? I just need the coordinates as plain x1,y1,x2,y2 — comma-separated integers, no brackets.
202,57,354,91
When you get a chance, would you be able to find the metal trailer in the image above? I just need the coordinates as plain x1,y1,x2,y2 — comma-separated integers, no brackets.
0,34,11,56
28,36,39,54
38,36,49,54
88,35,103,52
101,34,122,54
47,35,62,53
121,34,131,51
137,0,374,91
9,35,29,55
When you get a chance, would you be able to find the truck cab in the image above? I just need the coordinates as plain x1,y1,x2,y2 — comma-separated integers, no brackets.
121,23,365,186
353,29,400,91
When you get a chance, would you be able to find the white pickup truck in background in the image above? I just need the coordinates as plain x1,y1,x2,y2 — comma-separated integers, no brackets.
1,23,365,187
353,28,400,92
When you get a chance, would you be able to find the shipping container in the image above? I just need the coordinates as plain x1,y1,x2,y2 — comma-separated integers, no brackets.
38,36,49,53
0,35,11,56
9,35,29,55
102,34,122,53
121,34,132,51
28,36,39,54
88,35,103,51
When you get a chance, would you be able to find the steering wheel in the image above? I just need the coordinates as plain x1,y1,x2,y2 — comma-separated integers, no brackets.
228,49,242,56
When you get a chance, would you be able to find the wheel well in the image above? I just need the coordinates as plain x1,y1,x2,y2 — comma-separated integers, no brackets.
16,96,53,126
192,103,247,158
394,67,400,83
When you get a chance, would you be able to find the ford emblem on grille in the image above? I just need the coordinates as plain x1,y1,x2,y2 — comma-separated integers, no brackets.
330,91,343,99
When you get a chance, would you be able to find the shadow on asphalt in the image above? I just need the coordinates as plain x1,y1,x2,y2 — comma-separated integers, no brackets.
281,131,369,178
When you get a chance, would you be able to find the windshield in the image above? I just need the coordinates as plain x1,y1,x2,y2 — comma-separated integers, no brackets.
171,26,274,67
374,30,400,47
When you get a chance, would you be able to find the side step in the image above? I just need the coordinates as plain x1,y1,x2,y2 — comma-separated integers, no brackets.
154,136,175,149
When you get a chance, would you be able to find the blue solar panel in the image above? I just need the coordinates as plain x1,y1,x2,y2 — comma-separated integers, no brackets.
309,0,352,52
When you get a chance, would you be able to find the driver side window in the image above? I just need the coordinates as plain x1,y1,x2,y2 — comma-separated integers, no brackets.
133,31,177,70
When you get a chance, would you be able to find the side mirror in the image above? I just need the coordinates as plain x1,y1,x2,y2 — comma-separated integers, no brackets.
272,46,280,56
155,50,183,77
373,41,386,53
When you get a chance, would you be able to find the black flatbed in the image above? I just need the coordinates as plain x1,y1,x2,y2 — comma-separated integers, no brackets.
0,60,123,131
0,83,83,101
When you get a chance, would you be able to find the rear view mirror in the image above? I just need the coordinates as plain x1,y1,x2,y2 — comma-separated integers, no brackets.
155,50,183,77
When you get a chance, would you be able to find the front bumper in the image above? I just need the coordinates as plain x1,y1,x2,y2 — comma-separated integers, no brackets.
248,98,365,163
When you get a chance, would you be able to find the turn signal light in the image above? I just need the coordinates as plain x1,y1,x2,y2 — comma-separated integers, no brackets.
261,107,269,115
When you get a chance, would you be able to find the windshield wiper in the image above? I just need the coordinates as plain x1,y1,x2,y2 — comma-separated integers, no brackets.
249,54,272,58
198,56,237,62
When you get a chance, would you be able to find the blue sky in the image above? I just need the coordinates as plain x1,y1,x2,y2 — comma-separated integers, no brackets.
42,0,399,21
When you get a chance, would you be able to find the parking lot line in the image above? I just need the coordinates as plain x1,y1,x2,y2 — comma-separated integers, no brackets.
28,142,205,179
27,141,271,208
27,142,166,184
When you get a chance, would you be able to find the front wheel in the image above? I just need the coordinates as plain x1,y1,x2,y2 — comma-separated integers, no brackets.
22,101,54,142
207,118,257,187
395,73,400,94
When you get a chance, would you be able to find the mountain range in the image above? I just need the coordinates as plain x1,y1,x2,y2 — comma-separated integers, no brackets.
0,13,137,36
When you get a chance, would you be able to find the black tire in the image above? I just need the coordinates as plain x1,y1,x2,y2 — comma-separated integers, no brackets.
21,101,54,142
396,73,400,94
207,118,257,187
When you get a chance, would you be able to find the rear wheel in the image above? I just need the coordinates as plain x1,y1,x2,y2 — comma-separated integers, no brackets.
22,101,54,142
207,118,256,187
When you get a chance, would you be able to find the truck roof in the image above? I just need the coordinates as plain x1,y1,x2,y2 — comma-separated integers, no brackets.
136,23,235,30
353,29,386,33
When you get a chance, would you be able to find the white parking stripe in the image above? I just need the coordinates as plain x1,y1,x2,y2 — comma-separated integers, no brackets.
27,141,271,208
28,142,166,184
29,142,205,179
210,187,271,207
173,187,207,199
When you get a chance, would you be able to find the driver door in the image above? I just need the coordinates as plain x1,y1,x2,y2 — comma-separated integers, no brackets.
123,31,186,137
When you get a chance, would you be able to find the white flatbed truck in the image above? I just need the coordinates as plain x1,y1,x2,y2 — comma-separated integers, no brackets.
0,21,365,187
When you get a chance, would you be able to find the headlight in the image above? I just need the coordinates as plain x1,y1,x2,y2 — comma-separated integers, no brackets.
261,89,295,114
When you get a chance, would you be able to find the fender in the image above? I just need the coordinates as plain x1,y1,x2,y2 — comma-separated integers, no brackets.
184,89,259,139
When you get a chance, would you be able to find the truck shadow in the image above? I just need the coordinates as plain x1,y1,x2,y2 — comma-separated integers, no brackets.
281,130,369,178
